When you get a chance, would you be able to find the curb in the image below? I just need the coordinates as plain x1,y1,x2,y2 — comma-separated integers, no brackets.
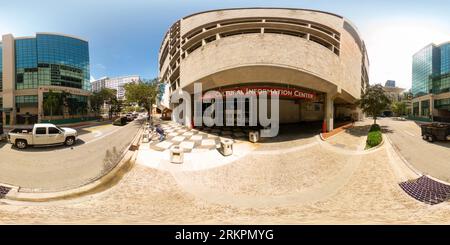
320,132,344,141
384,134,450,186
384,135,422,177
3,125,144,203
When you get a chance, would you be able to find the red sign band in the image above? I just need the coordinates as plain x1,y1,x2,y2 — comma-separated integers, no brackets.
203,86,315,100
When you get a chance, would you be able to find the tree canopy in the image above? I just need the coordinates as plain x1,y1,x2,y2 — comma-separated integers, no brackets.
124,81,158,113
392,101,407,116
43,90,60,119
90,88,119,119
358,84,391,124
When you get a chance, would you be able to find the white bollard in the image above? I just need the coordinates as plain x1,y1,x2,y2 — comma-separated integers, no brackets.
249,131,260,143
170,145,184,164
219,139,233,156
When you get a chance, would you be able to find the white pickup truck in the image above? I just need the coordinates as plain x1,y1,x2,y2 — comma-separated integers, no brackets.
7,123,78,149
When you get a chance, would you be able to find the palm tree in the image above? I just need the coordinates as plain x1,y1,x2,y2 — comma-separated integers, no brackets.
43,90,60,122
60,91,69,119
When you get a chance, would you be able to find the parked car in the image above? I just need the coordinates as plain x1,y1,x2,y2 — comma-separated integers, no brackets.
7,123,78,149
125,113,134,122
421,123,450,142
113,117,128,126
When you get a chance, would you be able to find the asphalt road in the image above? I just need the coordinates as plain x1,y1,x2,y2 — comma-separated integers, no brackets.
0,119,142,191
378,117,450,182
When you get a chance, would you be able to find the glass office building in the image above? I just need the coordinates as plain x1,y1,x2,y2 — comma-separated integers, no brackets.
0,42,3,103
1,33,92,126
412,45,440,97
411,42,450,122
15,34,90,91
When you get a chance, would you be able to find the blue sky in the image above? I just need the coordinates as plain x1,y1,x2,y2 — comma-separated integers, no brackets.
1,0,449,89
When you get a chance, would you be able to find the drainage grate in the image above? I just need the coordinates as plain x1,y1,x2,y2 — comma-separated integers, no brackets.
0,186,12,199
399,176,450,205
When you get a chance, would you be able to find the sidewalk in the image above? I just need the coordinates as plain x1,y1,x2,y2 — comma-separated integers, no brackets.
136,120,256,171
148,121,249,153
321,122,354,140
321,120,372,151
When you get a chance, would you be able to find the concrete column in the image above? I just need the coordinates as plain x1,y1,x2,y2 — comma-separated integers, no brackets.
325,93,336,132
418,100,422,117
430,95,434,121
87,94,92,115
38,88,43,122
2,34,16,126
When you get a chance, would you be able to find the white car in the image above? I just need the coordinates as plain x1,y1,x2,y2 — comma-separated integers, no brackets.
7,123,78,149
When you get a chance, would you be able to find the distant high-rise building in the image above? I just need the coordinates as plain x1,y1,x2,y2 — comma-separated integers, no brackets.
91,77,108,93
91,75,141,100
385,80,396,88
411,42,450,122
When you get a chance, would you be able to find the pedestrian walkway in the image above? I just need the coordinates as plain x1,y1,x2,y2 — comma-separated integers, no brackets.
148,121,249,152
321,122,353,140
322,120,372,151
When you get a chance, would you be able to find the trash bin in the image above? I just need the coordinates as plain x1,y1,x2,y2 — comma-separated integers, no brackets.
170,145,184,164
249,130,260,143
219,139,233,156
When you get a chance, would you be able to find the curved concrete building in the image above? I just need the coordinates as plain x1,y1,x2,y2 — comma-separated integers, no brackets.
158,8,369,131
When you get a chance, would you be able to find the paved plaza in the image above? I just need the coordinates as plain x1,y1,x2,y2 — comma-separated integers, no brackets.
1,118,450,224
148,121,249,152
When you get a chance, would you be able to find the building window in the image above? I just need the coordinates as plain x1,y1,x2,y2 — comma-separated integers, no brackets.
421,100,430,117
413,102,419,116
14,34,90,91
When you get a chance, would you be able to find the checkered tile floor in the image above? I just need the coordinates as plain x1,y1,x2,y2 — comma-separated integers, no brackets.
148,122,250,152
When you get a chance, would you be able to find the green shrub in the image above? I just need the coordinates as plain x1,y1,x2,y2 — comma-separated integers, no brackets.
369,124,381,132
366,130,382,148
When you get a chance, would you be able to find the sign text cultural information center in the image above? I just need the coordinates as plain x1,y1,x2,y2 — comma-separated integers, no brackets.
204,86,315,100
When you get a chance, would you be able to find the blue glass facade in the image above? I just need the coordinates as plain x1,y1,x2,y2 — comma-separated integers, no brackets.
412,45,440,97
441,43,450,75
14,34,90,91
0,42,3,93
412,43,450,97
